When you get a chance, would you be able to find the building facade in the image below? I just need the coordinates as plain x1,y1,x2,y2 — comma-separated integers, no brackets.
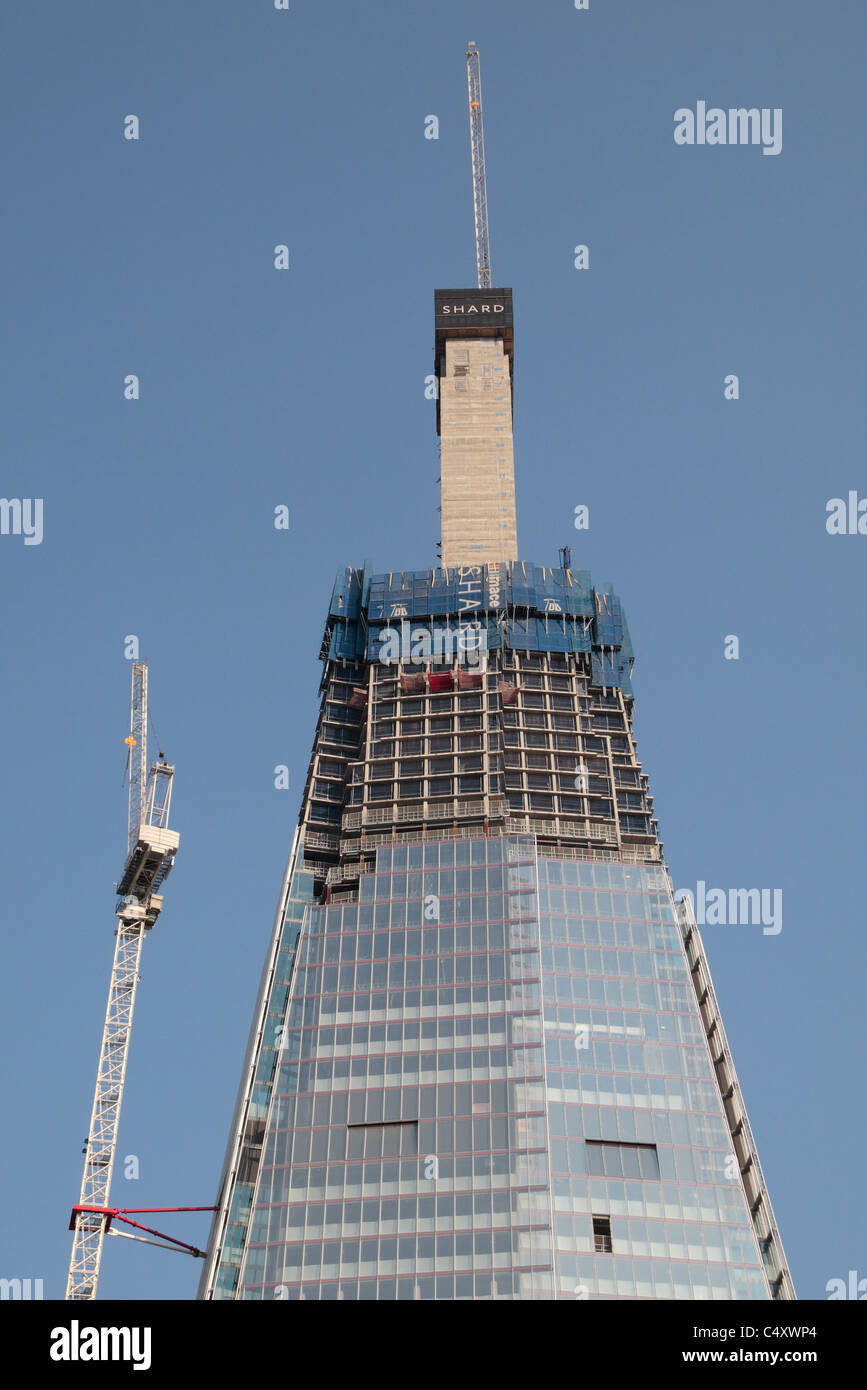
197,291,793,1300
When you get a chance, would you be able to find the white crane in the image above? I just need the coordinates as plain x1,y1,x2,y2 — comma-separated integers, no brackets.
466,41,492,288
65,663,179,1300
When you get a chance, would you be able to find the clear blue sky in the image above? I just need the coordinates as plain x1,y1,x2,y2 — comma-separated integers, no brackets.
1,0,864,1300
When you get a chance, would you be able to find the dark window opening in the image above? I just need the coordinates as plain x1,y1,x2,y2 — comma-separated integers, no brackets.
346,1120,419,1159
593,1215,612,1254
586,1141,659,1180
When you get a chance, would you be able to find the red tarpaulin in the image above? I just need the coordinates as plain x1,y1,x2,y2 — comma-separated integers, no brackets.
400,672,427,693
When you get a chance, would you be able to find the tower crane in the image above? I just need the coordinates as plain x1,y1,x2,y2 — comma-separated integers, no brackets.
466,41,492,289
65,663,180,1300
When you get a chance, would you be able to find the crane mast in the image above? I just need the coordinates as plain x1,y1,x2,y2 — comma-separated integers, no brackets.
65,663,179,1300
466,41,492,289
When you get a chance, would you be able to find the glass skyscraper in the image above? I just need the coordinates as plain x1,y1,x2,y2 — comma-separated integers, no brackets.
198,287,793,1301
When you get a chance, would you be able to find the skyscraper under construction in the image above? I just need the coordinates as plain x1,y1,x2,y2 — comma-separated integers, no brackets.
198,49,792,1303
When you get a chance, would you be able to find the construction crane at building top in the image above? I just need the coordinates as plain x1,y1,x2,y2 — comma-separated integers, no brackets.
466,41,492,289
65,663,180,1300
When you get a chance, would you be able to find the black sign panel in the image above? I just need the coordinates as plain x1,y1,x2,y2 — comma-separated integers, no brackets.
434,288,513,334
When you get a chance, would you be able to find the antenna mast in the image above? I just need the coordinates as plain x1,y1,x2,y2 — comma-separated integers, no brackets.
466,41,492,289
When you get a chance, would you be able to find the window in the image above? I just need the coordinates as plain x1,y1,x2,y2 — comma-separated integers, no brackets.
318,758,346,778
527,773,552,790
598,713,626,730
593,1216,612,1254
430,716,454,733
429,777,453,797
313,779,342,801
346,1121,418,1159
586,1141,659,1180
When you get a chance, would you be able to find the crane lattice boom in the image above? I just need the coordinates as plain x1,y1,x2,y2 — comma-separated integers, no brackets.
466,41,492,289
65,663,179,1300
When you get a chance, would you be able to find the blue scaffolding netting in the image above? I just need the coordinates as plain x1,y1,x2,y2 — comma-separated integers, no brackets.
322,562,634,694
